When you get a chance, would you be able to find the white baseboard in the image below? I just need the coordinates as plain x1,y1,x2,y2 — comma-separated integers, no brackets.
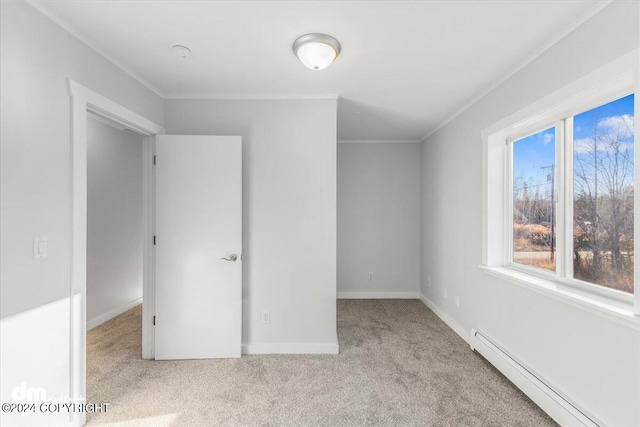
87,297,142,330
419,294,597,426
470,330,599,427
338,291,420,299
242,340,339,355
419,294,471,345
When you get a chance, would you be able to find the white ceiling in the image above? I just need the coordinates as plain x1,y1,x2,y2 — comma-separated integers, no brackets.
30,0,604,142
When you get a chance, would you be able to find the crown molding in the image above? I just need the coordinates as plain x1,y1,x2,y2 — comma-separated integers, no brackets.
164,94,340,101
419,0,614,143
25,0,167,98
338,140,421,144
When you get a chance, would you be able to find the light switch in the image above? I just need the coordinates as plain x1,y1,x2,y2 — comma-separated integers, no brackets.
34,237,47,259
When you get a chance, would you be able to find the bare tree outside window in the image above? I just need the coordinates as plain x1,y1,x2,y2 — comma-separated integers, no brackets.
511,95,634,293
573,95,634,293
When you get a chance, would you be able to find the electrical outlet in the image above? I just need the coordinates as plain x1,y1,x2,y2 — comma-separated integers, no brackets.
368,272,374,281
443,288,448,299
261,310,270,324
455,296,460,308
426,277,431,288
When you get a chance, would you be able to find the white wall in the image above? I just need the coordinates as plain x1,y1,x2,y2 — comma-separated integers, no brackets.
0,298,75,427
1,0,163,319
164,99,338,352
1,2,163,425
337,142,421,298
420,2,639,426
87,118,144,328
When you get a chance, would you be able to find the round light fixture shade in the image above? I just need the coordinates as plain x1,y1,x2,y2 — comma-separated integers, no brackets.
292,33,341,71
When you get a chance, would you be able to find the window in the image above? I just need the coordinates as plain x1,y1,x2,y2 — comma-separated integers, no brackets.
508,95,635,295
482,52,640,321
503,92,636,304
512,127,557,272
571,95,634,294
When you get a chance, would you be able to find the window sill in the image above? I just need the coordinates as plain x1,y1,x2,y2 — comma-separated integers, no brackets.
479,265,640,331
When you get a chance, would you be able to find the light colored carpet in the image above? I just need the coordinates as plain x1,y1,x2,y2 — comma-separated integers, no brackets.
87,300,555,426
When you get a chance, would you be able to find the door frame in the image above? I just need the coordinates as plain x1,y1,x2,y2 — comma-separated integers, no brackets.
68,79,164,426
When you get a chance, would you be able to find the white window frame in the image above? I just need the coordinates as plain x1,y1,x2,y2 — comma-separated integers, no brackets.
506,122,559,282
481,49,640,327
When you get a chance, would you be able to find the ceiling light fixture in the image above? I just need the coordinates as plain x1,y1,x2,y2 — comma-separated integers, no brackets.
292,33,341,71
172,44,192,59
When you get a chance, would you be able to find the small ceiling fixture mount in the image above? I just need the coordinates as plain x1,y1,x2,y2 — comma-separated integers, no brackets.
172,44,192,59
292,33,341,71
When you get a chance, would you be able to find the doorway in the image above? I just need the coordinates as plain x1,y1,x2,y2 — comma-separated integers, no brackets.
69,79,163,426
69,80,244,427
86,113,145,330
86,113,145,419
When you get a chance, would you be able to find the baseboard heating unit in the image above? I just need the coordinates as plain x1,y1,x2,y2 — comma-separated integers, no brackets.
469,329,602,427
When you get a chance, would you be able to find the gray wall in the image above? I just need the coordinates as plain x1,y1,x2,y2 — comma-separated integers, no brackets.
0,2,163,424
338,143,421,297
0,0,163,319
87,118,144,327
420,2,639,426
164,99,338,349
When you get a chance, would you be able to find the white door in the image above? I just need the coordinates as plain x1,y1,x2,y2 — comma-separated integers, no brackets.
154,135,242,360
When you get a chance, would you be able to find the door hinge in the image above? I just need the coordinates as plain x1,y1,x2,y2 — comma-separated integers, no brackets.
153,155,156,165
153,235,156,245
153,315,156,326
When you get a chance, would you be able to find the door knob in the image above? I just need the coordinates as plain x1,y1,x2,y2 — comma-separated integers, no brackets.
220,254,238,262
